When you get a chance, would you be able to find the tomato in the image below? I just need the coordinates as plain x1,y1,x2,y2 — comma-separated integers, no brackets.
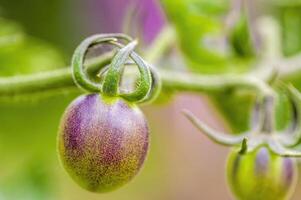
58,94,149,192
227,147,297,200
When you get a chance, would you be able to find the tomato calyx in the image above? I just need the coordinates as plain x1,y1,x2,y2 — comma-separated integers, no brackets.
183,85,301,157
71,34,161,104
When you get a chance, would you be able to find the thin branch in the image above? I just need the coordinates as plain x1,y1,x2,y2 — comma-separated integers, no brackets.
4,24,301,100
159,69,274,96
0,53,274,100
0,52,113,96
182,109,248,146
268,139,301,157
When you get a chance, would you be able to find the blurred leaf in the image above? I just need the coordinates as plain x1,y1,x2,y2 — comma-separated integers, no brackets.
280,6,301,56
161,0,255,74
0,94,79,200
264,1,301,56
269,0,301,7
0,160,55,200
211,91,255,133
0,0,78,54
161,0,299,133
274,90,291,130
0,18,74,199
161,0,258,131
229,15,255,58
0,18,65,76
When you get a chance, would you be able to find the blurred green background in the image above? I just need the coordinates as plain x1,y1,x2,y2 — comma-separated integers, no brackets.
1,0,301,199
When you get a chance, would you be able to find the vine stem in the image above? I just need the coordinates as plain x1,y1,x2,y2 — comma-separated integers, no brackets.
2,24,300,101
0,52,273,99
160,69,274,96
0,52,113,95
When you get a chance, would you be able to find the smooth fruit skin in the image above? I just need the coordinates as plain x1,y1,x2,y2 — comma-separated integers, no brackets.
58,94,149,192
227,147,297,200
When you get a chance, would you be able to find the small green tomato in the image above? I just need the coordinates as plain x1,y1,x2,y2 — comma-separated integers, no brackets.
227,147,297,200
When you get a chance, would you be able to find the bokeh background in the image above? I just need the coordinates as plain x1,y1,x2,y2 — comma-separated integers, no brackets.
1,0,301,199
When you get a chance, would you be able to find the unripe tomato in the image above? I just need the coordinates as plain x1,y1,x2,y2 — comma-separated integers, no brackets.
227,147,297,200
58,94,149,192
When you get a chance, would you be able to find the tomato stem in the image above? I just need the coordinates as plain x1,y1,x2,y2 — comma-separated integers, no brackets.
0,55,275,101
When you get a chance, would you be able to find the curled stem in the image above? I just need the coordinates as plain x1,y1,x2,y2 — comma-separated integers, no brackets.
139,64,162,104
72,34,131,92
103,40,153,102
102,41,138,96
268,139,301,157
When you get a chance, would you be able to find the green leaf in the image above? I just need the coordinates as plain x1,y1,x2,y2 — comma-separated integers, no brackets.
161,0,259,131
229,15,255,58
161,0,254,74
0,19,74,199
211,91,255,133
161,0,301,133
0,18,65,76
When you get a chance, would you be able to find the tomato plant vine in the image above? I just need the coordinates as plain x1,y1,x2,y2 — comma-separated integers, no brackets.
2,0,301,199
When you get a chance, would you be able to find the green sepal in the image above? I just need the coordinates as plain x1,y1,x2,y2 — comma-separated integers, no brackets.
71,34,131,92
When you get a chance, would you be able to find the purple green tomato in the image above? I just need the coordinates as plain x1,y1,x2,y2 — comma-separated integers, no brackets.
58,94,149,192
227,146,297,200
